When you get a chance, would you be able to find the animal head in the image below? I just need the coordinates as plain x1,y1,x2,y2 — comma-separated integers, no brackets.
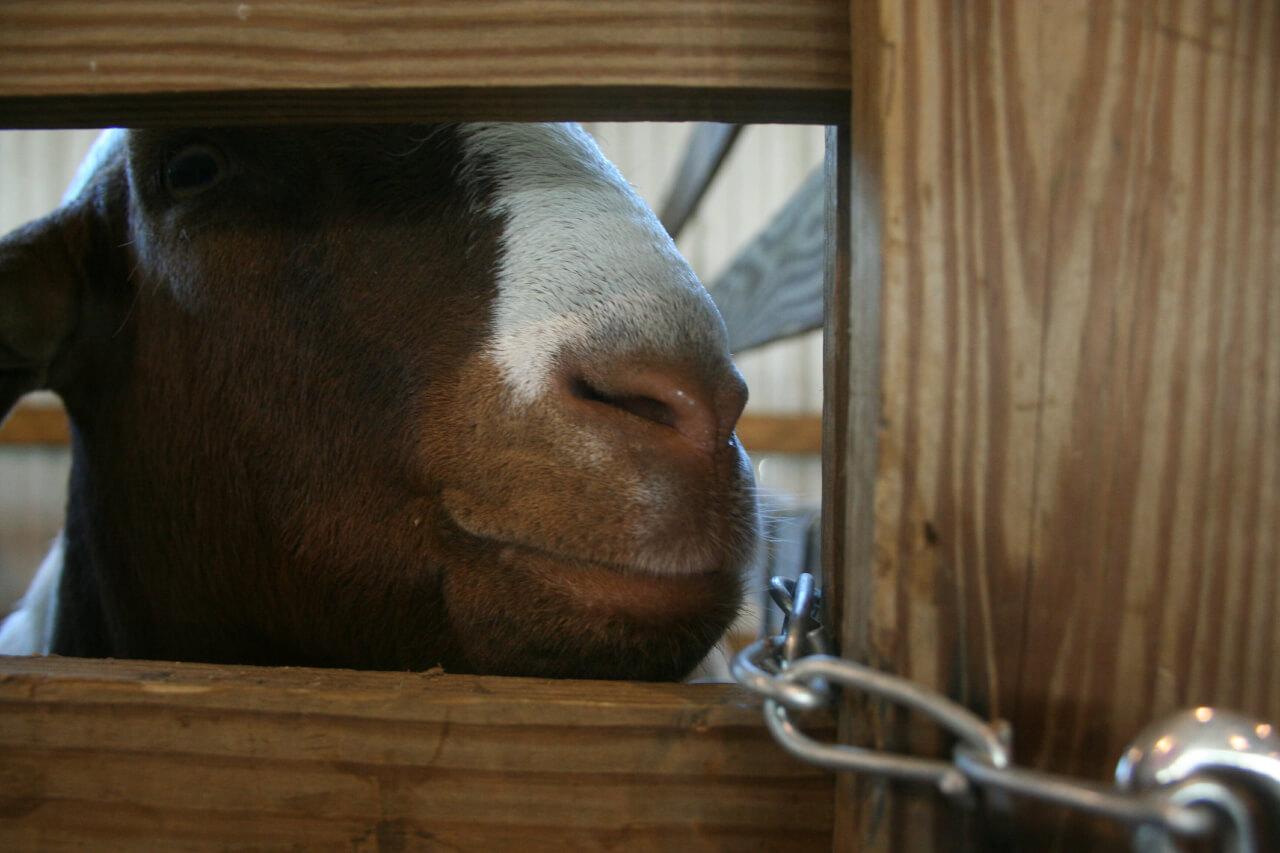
0,124,758,680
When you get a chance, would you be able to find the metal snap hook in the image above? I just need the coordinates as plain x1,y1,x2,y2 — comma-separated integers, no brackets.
1117,708,1280,852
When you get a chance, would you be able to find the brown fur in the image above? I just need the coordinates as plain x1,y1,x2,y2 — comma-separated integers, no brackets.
0,125,755,679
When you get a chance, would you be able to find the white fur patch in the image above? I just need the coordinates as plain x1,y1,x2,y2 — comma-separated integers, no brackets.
0,533,63,655
457,123,729,402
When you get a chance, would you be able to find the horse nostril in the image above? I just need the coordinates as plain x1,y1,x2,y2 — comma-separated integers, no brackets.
565,363,747,457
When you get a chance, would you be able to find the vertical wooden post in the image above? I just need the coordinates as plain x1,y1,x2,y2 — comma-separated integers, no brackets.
824,83,890,853
833,1,1280,849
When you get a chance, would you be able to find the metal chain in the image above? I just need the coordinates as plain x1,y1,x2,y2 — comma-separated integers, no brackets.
731,573,1280,852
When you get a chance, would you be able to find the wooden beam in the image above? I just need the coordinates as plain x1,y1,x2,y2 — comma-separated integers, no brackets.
839,1,1280,849
736,413,822,456
658,123,743,240
708,167,824,354
0,404,822,455
0,655,835,849
0,0,851,127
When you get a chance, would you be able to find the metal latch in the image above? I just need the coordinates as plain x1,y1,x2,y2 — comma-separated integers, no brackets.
732,574,1280,851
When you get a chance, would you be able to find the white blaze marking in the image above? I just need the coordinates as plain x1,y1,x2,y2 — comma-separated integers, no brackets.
457,123,729,402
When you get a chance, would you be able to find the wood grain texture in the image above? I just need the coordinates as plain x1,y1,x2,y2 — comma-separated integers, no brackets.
840,1,1280,849
0,656,834,850
0,0,850,127
709,167,825,354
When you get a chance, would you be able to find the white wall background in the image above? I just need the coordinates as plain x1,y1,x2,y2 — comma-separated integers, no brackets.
0,123,824,619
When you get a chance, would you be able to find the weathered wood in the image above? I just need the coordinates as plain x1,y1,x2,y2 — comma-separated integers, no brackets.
0,402,823,455
709,167,825,354
839,1,1280,850
658,123,742,240
0,0,851,128
0,655,835,850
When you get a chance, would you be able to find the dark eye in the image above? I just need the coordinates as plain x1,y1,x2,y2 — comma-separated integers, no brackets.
164,144,227,199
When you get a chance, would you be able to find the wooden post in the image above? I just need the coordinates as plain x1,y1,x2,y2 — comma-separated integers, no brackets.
0,0,850,126
834,1,1280,849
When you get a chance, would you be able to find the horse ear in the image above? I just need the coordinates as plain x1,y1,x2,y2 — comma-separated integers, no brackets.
0,206,90,421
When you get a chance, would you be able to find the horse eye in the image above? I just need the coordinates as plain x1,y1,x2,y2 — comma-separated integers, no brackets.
164,144,227,199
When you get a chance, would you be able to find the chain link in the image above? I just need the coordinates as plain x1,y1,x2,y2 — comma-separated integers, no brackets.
732,574,1280,850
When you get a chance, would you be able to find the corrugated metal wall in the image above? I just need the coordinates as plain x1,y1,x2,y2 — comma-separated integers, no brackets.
0,124,824,618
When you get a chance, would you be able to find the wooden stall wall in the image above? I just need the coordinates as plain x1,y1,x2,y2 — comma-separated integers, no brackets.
0,2,848,843
838,0,1280,849
0,3,844,850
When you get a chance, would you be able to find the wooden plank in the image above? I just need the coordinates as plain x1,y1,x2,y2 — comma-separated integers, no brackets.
0,0,851,127
736,413,822,455
0,655,835,850
0,403,821,455
658,123,743,239
709,167,825,354
840,1,1280,849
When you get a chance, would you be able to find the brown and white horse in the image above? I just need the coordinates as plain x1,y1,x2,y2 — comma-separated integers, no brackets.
0,124,757,680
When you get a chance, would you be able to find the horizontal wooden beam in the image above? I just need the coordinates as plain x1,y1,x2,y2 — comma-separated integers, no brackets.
736,413,823,456
0,0,850,127
0,404,823,454
0,655,833,849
